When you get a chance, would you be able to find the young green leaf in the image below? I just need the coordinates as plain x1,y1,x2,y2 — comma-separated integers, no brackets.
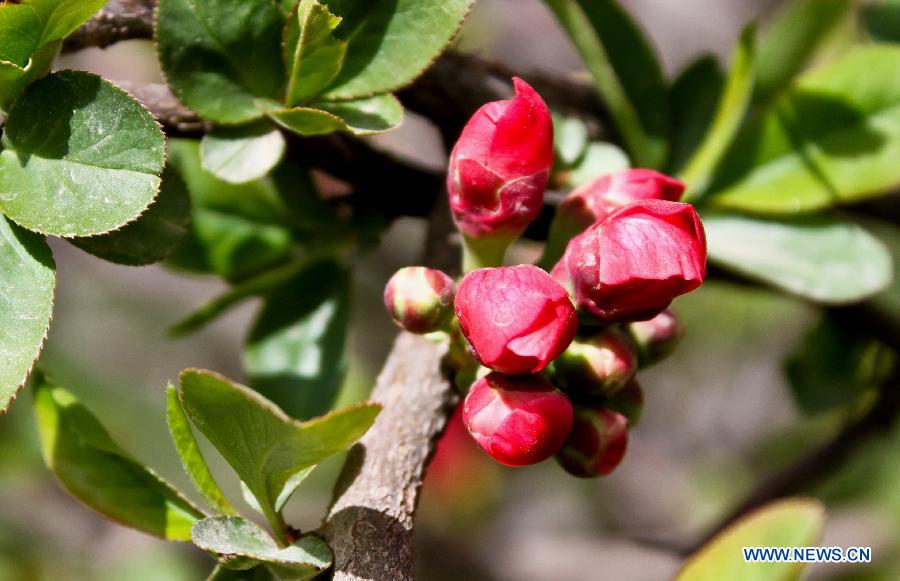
263,93,403,136
284,0,348,106
704,212,893,304
544,0,668,168
70,165,192,266
677,498,825,581
192,516,331,580
755,0,851,103
552,114,590,168
0,71,166,237
178,369,380,531
562,142,630,189
680,25,756,196
0,0,106,68
208,564,276,580
32,376,205,540
0,40,60,112
668,55,725,174
245,261,350,420
0,216,55,413
786,315,891,415
705,45,900,213
201,122,287,184
319,0,475,100
166,385,237,516
156,0,286,123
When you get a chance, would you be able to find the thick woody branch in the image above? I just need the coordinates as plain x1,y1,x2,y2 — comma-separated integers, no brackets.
65,0,155,50
319,333,458,581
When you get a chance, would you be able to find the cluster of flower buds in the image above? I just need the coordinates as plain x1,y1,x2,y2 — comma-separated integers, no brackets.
384,79,706,478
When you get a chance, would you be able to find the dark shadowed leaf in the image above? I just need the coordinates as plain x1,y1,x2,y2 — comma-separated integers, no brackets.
668,55,724,173
245,260,350,419
864,0,900,43
156,0,286,123
755,0,851,102
33,376,204,540
0,40,59,112
320,0,475,99
0,71,166,237
704,212,893,304
0,216,54,413
70,165,192,265
178,369,379,529
192,516,331,580
208,564,275,580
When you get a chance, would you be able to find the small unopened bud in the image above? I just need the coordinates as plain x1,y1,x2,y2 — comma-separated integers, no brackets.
629,309,684,367
604,379,644,426
556,407,628,478
384,267,455,334
552,328,637,397
463,372,574,466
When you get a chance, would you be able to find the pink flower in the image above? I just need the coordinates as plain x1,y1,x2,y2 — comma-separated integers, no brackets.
384,267,456,334
559,200,706,322
556,407,628,478
448,78,554,238
463,372,574,466
455,265,577,374
560,169,686,230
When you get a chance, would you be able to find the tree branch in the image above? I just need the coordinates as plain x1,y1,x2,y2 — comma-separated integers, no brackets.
64,0,155,50
319,332,458,581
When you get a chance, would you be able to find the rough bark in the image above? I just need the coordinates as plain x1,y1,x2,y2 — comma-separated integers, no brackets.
319,333,458,581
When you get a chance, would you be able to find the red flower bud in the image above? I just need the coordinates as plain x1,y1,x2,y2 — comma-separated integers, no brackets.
448,78,554,239
629,309,684,367
384,267,455,334
455,265,577,374
560,200,706,322
463,372,574,466
556,407,628,478
604,378,644,426
552,327,637,397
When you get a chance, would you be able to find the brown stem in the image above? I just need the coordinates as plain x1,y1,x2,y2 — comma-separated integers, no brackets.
64,0,156,50
318,333,458,581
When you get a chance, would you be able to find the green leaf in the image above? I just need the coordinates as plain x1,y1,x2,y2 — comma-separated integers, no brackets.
178,369,380,530
668,55,725,174
201,122,286,184
544,0,668,168
680,26,756,195
863,0,900,43
786,315,891,415
245,260,350,420
165,139,294,281
319,0,474,100
705,46,900,213
166,385,236,515
755,0,851,103
704,212,893,304
0,0,106,67
0,71,166,237
156,0,286,123
192,516,331,580
0,40,59,112
33,377,205,540
0,216,54,413
677,498,825,581
264,93,403,136
552,114,589,168
561,142,630,189
284,0,348,106
70,165,192,266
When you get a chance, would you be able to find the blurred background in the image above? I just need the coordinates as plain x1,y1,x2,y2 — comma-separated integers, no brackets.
2,0,899,579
